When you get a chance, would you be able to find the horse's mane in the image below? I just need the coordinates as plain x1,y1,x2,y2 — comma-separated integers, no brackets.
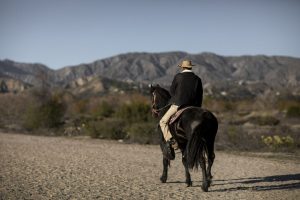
154,85,171,101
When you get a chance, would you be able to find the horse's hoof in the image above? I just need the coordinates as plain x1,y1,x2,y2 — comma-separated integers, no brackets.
201,184,208,192
160,176,167,183
186,181,192,187
207,179,212,187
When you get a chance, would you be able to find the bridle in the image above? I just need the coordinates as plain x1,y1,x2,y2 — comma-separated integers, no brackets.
151,90,171,117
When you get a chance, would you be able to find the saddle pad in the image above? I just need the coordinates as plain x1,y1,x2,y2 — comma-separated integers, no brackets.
169,106,196,124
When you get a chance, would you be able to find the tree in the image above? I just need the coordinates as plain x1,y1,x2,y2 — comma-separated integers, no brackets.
0,81,9,93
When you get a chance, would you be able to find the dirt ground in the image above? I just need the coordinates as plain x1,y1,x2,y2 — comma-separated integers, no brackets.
0,132,299,200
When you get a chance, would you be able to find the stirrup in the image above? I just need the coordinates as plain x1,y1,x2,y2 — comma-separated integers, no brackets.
169,138,178,149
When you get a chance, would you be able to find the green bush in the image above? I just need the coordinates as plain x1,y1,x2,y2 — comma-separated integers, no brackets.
85,118,126,139
226,125,238,144
0,80,8,93
286,106,300,118
115,101,151,123
73,99,89,114
93,101,114,118
23,91,66,130
261,135,295,150
126,122,159,144
23,104,42,130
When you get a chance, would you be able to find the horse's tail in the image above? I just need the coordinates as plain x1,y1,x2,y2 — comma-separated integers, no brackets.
186,112,211,170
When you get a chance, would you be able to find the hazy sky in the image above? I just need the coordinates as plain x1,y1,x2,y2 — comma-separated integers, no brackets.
1,0,300,69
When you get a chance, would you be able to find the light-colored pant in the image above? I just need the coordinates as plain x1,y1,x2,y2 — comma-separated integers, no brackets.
159,105,179,141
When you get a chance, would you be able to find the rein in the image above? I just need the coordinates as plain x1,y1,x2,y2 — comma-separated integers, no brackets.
152,103,171,115
151,91,171,116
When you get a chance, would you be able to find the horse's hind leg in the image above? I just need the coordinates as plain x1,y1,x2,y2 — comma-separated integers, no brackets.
206,150,215,187
206,126,217,187
182,152,192,187
206,141,215,187
200,154,209,192
160,158,169,183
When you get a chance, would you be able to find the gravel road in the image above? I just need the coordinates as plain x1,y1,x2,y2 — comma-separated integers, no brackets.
0,132,299,200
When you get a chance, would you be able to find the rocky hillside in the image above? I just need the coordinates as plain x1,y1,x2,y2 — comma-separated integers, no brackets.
1,52,300,97
0,77,31,93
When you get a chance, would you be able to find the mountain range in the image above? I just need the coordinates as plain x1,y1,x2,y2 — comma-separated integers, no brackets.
1,51,300,98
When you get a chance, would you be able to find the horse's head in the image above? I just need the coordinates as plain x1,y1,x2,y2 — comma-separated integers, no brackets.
149,84,171,118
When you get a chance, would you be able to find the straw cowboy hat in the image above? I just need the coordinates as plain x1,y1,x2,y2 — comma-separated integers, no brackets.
178,60,195,69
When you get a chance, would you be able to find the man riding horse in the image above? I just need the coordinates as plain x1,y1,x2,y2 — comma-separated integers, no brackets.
160,60,203,160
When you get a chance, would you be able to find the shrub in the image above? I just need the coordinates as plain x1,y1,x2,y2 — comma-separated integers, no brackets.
226,125,238,144
115,101,151,123
126,122,159,144
249,115,280,126
92,101,114,118
0,93,33,128
85,118,126,139
23,104,42,130
23,90,66,130
261,135,295,150
0,80,8,93
204,99,237,113
73,99,89,114
286,106,300,118
215,124,263,150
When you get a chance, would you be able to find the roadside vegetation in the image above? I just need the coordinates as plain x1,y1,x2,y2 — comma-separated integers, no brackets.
0,88,299,153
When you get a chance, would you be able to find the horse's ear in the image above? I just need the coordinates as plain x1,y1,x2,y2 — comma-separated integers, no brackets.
149,84,154,93
156,84,160,88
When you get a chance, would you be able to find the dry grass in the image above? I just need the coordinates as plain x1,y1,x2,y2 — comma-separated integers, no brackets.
0,91,299,153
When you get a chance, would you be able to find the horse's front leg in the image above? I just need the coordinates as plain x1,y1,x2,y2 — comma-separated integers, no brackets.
160,158,169,183
182,153,192,187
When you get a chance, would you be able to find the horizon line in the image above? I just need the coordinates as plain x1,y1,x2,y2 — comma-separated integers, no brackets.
1,51,300,70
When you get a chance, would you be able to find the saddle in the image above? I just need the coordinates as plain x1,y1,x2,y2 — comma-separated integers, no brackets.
169,107,192,125
168,106,196,141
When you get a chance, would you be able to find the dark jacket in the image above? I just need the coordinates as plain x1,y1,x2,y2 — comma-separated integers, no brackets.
170,71,203,108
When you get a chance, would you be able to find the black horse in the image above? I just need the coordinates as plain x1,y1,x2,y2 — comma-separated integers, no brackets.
150,85,218,192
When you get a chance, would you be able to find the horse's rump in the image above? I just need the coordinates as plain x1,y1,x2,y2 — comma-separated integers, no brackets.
169,108,218,169
169,108,217,149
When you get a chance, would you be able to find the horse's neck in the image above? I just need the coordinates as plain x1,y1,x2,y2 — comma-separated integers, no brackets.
159,102,171,118
157,88,171,117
